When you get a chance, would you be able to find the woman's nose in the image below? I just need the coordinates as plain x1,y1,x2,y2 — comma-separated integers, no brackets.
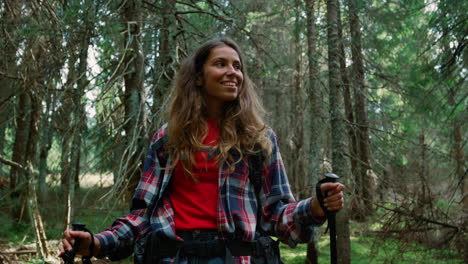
225,65,236,75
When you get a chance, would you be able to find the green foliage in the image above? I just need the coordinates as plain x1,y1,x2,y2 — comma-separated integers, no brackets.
0,215,33,245
279,233,463,264
1,127,14,159
1,0,466,263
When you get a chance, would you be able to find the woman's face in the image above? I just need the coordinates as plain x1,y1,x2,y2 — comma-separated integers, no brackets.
198,45,244,113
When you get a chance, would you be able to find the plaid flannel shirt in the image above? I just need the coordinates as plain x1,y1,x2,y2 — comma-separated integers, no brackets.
95,124,324,264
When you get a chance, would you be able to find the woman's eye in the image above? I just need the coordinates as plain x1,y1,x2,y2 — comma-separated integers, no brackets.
215,62,224,67
234,64,242,70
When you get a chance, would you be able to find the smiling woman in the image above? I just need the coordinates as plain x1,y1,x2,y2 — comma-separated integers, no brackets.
198,45,244,118
59,37,345,264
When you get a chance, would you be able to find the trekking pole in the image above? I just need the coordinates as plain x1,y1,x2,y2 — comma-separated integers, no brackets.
61,223,94,264
316,173,339,264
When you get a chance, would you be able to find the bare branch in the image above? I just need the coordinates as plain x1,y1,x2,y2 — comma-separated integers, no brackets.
0,155,26,172
0,70,24,81
376,203,461,231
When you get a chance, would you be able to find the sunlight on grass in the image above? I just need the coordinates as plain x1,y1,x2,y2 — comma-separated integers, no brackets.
279,232,464,264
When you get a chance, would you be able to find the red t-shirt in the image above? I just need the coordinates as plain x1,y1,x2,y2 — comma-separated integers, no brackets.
170,119,220,231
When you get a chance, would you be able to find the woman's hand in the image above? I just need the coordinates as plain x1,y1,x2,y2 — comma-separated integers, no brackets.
58,229,100,258
310,182,345,217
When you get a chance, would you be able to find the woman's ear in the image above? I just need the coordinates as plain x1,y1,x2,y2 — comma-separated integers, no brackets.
196,76,203,86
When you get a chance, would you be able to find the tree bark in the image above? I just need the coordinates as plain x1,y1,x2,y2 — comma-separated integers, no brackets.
58,38,77,187
70,9,93,190
305,0,321,262
0,0,22,180
152,0,176,128
291,0,306,199
121,0,147,200
445,47,466,217
37,21,66,198
326,0,352,263
9,86,31,221
65,4,93,228
38,23,63,199
347,0,373,215
8,4,46,225
27,162,50,260
337,1,360,221
449,87,467,262
38,85,55,200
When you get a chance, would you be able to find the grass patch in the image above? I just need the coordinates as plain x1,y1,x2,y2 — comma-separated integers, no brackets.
280,233,463,264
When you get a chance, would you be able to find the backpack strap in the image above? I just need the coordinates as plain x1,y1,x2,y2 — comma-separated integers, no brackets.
151,134,169,155
248,150,264,203
247,145,266,235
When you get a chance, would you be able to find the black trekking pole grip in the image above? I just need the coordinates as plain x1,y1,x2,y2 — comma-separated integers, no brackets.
316,173,339,264
61,223,94,264
61,223,84,264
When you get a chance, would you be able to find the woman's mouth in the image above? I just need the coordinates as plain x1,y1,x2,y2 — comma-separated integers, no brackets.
221,81,237,89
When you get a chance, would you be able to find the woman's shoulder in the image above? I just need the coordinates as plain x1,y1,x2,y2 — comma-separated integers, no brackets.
263,126,278,142
150,123,169,148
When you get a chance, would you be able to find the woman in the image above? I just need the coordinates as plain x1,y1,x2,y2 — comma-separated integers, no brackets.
60,37,345,264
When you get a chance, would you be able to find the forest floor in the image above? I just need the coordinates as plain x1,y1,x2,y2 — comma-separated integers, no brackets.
0,175,464,263
1,228,463,263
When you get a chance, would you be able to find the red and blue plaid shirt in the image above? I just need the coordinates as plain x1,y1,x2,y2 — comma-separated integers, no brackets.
95,124,324,263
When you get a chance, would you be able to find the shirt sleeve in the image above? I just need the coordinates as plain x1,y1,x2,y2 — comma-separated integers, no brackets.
259,129,325,248
94,127,167,260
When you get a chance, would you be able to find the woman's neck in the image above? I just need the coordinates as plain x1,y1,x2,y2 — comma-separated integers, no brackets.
205,102,223,119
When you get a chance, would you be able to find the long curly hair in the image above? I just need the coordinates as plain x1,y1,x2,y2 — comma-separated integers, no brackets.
166,37,272,177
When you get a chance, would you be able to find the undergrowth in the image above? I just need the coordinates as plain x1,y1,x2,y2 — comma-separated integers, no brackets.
0,186,464,263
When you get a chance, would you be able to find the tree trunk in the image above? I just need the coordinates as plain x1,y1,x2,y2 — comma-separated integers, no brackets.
1,0,20,184
27,162,49,260
292,0,305,199
9,12,46,223
305,0,320,262
338,0,359,220
338,2,356,178
9,87,31,221
449,92,466,258
70,13,92,190
121,0,147,200
66,13,92,228
38,86,55,201
0,0,21,180
58,50,77,187
37,6,65,199
337,0,361,221
305,0,321,191
3,159,49,259
445,44,466,218
416,132,433,216
17,65,45,246
347,0,373,215
326,0,352,263
152,0,176,128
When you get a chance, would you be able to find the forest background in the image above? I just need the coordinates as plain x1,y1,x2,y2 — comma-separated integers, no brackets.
0,0,466,263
